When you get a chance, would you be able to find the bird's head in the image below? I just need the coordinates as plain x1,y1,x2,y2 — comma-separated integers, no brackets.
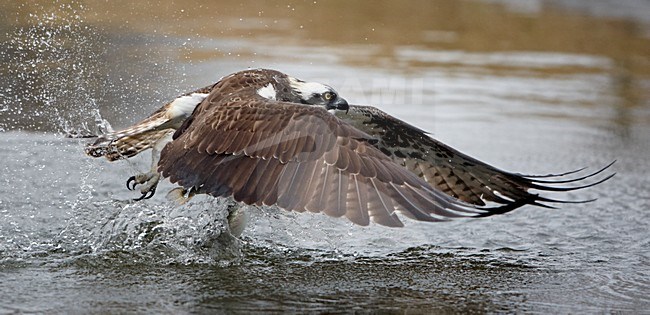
286,77,349,111
253,70,348,112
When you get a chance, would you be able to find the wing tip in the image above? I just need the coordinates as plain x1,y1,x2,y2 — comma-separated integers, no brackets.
471,161,615,217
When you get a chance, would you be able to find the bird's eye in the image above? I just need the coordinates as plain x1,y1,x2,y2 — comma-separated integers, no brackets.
323,92,334,100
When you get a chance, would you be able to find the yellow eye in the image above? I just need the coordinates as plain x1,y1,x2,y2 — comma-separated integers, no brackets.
323,92,333,100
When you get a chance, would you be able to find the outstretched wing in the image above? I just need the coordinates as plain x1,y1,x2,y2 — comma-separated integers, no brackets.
85,86,212,161
159,98,493,227
335,105,614,215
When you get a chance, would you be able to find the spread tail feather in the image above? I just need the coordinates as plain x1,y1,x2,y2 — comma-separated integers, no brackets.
85,129,173,161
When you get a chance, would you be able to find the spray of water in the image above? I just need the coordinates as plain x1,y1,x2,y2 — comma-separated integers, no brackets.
0,3,109,136
0,2,242,266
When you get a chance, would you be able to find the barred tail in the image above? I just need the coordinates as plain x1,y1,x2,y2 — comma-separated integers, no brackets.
85,129,174,161
85,83,213,161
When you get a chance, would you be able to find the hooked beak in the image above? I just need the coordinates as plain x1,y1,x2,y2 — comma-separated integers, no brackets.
326,97,349,113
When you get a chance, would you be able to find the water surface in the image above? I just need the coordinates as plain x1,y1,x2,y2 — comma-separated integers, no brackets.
1,0,649,313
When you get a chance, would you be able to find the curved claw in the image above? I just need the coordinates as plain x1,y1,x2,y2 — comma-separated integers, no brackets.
126,176,137,191
133,186,156,201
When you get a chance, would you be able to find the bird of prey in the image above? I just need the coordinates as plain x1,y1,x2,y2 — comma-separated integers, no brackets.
87,68,613,228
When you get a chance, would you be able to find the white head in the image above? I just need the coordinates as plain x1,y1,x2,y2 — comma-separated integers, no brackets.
286,77,348,111
252,70,348,111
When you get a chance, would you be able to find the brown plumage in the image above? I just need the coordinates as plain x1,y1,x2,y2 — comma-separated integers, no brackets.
155,69,614,227
160,101,482,227
85,68,613,226
333,106,615,215
85,69,351,202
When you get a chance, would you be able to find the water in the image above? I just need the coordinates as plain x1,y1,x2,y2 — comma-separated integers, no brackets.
1,0,649,313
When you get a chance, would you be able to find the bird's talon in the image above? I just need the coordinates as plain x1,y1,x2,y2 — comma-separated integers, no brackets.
144,187,156,200
127,176,137,190
129,172,159,201
133,187,155,201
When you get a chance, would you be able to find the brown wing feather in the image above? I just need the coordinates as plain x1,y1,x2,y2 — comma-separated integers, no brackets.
336,105,614,216
159,98,489,227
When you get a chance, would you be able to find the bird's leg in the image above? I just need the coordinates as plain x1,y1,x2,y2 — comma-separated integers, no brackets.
126,131,173,201
127,171,160,201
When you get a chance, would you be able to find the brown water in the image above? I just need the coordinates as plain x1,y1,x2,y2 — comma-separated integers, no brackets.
1,0,649,313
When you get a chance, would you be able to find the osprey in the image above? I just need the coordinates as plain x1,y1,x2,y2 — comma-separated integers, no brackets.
87,68,613,228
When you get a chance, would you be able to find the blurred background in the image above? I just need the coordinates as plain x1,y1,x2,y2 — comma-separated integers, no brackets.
1,0,648,135
0,0,648,313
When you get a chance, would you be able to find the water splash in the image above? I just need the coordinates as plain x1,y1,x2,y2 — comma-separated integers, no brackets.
51,195,243,266
0,2,225,266
0,2,107,135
